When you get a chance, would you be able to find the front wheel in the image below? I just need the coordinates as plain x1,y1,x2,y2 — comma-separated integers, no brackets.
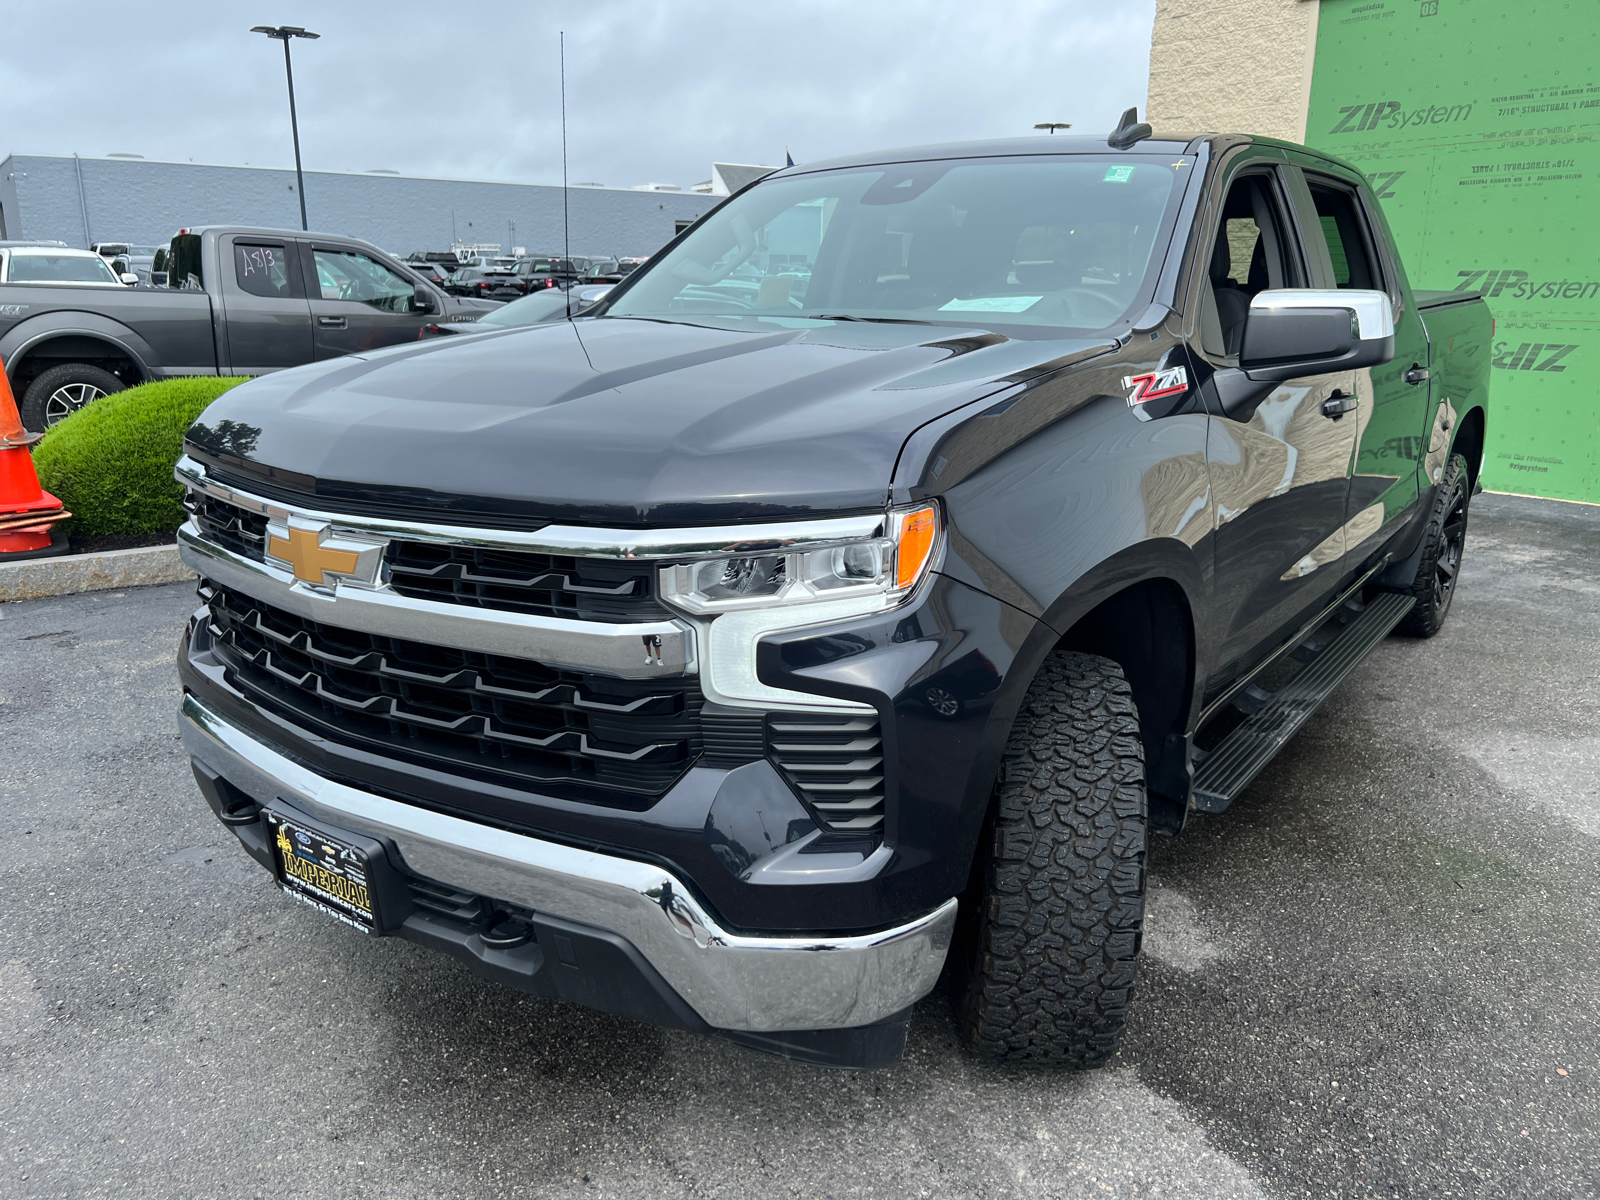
1395,451,1471,638
956,650,1147,1067
20,363,126,431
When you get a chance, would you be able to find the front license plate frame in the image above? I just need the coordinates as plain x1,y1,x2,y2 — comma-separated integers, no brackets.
266,808,380,932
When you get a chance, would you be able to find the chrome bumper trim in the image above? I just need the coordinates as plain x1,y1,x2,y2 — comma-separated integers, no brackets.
175,455,885,559
180,693,956,1032
178,522,697,680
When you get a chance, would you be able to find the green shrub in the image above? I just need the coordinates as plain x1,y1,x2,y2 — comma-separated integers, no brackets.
32,376,246,536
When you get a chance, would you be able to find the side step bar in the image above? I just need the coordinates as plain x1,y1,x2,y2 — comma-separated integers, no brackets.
1191,591,1415,812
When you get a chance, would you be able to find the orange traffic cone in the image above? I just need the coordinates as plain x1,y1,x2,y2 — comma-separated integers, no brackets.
0,356,71,556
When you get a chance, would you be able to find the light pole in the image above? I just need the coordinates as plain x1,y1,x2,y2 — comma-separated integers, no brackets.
1033,122,1072,135
251,25,320,230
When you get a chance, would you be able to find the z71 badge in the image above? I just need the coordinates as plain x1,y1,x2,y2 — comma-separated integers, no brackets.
1121,366,1189,406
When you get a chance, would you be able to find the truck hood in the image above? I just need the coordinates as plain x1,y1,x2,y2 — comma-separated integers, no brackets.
186,316,1112,526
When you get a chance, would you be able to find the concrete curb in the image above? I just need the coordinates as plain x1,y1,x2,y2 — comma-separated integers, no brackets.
0,543,193,602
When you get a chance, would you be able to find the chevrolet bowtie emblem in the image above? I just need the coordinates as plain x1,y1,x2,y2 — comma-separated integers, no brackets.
266,520,386,587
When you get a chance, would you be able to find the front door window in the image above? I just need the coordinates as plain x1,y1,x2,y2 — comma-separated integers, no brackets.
312,249,415,312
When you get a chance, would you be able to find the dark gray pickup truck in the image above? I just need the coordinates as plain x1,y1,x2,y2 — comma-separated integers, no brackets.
0,227,496,430
174,122,1491,1069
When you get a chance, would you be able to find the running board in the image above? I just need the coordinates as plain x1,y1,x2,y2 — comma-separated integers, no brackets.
1191,591,1415,813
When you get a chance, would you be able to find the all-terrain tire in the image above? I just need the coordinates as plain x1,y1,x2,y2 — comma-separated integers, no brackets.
1394,451,1471,639
957,650,1147,1067
20,363,125,431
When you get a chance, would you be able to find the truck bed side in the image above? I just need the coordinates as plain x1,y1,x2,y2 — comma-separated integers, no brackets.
1417,290,1492,486
0,285,219,392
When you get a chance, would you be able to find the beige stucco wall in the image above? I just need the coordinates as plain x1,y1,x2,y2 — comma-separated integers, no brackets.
1146,0,1321,143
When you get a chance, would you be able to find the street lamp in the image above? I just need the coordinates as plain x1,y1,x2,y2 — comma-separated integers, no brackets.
1033,122,1072,135
250,24,320,230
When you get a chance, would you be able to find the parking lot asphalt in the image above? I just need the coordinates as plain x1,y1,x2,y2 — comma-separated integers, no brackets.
2,493,1597,1200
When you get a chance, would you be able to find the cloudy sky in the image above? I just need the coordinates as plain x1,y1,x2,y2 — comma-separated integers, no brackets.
4,1,1156,188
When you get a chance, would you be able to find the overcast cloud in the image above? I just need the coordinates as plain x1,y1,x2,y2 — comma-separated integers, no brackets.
3,0,1156,187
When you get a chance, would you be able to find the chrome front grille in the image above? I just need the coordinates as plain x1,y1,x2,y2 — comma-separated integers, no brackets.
200,580,702,802
768,714,885,833
386,542,669,622
185,489,670,623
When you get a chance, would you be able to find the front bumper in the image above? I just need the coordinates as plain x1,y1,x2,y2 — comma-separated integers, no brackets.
180,691,956,1036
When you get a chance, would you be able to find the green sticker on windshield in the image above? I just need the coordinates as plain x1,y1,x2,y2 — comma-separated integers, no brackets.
1102,165,1135,184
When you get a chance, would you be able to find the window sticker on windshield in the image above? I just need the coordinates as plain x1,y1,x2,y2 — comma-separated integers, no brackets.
939,296,1043,313
757,276,793,307
1102,165,1136,184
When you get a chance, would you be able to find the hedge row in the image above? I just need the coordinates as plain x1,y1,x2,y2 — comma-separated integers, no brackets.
32,377,245,536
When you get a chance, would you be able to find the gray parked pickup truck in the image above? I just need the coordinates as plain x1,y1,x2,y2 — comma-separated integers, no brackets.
0,227,497,430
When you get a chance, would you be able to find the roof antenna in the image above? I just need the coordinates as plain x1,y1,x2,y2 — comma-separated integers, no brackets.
1107,106,1153,150
560,30,571,320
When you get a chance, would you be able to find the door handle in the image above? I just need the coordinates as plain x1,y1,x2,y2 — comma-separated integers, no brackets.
1403,363,1430,386
318,316,347,329
1321,390,1357,420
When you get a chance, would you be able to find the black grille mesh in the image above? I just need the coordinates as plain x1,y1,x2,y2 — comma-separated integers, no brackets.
201,581,701,803
385,542,668,622
186,493,268,561
767,713,885,832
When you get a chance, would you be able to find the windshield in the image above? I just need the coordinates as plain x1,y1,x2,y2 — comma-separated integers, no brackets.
7,253,121,284
606,155,1187,331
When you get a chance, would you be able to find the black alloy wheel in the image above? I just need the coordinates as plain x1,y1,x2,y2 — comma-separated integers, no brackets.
1395,451,1471,638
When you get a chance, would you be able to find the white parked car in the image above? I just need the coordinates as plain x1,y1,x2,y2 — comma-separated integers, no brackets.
0,245,139,287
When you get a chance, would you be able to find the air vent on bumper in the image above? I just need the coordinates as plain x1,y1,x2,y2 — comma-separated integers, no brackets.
767,714,885,833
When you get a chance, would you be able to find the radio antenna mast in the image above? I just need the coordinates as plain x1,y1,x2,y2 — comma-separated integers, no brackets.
560,30,571,319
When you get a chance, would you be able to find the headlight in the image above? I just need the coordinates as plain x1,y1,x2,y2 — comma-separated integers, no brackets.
660,504,940,615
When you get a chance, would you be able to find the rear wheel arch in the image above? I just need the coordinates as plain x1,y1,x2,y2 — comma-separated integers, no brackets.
1451,405,1487,490
6,329,150,398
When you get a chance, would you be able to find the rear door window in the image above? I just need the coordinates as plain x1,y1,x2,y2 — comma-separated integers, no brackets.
1303,178,1382,290
233,242,298,298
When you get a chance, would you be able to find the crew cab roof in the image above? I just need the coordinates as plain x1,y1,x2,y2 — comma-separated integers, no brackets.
781,133,1205,176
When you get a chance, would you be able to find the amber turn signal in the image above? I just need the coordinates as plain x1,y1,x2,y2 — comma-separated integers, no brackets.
894,505,939,590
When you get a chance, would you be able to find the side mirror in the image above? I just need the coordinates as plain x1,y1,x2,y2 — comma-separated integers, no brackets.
1206,289,1396,422
120,272,140,286
1239,288,1395,381
410,286,436,314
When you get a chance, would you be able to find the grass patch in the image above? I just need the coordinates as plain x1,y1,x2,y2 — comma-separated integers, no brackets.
32,377,245,536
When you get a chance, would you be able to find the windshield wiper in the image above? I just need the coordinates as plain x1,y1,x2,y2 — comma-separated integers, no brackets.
799,313,932,325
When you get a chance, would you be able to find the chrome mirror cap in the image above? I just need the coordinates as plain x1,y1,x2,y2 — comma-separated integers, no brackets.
1248,288,1394,341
